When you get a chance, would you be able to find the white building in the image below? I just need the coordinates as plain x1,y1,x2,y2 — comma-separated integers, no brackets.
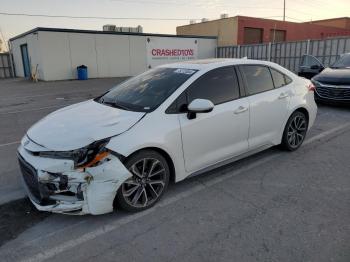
9,28,217,81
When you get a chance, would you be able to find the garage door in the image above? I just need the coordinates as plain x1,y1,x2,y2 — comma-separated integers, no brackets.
270,29,286,43
243,28,263,44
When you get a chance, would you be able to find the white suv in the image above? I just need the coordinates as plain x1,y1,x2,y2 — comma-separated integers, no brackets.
18,59,317,215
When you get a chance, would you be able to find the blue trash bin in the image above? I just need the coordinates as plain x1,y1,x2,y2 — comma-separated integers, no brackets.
77,65,88,80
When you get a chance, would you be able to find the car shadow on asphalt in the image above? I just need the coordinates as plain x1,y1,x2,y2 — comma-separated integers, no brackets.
0,198,50,246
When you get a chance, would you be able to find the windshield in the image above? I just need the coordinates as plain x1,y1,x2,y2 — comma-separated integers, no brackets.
97,67,197,112
331,54,350,69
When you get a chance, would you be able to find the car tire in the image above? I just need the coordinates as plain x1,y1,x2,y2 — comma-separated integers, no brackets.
115,150,170,212
281,111,308,151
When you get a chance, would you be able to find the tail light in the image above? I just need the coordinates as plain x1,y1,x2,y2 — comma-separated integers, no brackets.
307,83,316,92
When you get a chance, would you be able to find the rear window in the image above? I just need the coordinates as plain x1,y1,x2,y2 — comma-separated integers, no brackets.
270,68,292,88
240,65,274,95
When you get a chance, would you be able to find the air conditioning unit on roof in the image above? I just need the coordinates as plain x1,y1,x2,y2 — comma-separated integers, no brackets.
103,24,116,32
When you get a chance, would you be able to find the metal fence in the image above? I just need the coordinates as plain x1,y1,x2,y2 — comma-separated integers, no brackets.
217,37,350,72
0,53,14,79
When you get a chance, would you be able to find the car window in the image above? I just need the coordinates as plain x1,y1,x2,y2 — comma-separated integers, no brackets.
331,53,350,69
187,67,240,105
285,75,292,85
300,55,323,68
270,68,292,88
240,65,274,95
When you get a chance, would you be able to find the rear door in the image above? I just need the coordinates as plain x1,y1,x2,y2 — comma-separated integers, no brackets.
175,66,250,173
239,65,292,149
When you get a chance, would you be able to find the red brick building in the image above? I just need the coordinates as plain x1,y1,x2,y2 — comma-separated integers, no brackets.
177,16,350,46
308,17,350,30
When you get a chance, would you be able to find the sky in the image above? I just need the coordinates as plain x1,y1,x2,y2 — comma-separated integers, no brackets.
0,0,350,50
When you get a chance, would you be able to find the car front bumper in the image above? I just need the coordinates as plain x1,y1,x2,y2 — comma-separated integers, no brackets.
18,145,131,215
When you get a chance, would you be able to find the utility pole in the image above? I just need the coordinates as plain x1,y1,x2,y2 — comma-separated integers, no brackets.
283,0,286,21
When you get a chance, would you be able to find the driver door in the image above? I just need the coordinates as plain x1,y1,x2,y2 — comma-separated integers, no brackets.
298,54,325,79
177,66,249,174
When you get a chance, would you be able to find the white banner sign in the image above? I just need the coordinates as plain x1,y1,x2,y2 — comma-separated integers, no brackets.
146,37,198,69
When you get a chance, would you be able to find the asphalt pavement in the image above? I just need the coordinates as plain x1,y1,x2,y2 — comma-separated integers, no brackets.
0,78,127,204
0,78,349,262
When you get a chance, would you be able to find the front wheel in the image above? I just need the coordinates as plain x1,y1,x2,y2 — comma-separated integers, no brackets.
115,150,170,212
281,111,308,151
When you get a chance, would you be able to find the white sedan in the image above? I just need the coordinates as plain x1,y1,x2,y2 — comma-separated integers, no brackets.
18,59,317,215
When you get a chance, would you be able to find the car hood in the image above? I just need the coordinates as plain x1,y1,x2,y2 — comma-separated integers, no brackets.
27,100,145,151
313,67,350,85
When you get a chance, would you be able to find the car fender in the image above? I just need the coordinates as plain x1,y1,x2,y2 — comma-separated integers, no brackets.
106,113,189,182
84,156,131,215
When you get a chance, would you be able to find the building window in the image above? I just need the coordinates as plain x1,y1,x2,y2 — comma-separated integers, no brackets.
270,29,286,43
243,27,263,44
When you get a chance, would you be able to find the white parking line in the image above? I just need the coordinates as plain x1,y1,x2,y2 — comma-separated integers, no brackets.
304,123,350,145
21,154,279,262
0,141,20,148
0,87,105,101
0,104,71,115
18,123,350,262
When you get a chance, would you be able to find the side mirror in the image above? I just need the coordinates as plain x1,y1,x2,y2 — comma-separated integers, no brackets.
187,99,214,119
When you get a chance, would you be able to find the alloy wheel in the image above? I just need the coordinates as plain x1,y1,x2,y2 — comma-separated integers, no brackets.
121,158,166,208
287,115,307,148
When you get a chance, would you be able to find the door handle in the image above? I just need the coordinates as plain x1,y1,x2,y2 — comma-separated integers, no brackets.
234,106,248,114
278,92,289,99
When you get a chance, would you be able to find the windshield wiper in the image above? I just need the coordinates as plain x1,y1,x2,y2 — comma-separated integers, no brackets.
101,100,131,111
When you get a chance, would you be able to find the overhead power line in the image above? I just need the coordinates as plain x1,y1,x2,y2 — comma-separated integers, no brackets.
0,11,308,24
0,12,199,21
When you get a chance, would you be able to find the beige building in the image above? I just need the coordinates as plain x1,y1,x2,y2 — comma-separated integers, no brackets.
177,17,239,47
0,38,3,53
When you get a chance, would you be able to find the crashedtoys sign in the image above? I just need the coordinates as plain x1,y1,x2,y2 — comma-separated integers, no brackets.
147,37,198,68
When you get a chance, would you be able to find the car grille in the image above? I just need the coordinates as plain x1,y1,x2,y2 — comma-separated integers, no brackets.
18,154,41,203
316,84,350,100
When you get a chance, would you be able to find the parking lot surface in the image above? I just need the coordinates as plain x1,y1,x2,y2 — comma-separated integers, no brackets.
0,78,127,204
0,78,349,262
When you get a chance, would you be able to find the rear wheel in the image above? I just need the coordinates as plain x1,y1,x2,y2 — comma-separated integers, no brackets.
281,111,308,151
115,150,170,212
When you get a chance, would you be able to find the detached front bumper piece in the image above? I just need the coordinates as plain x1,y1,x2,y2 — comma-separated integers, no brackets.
18,145,131,215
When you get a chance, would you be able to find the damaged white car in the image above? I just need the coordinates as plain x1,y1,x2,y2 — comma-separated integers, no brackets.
18,59,317,215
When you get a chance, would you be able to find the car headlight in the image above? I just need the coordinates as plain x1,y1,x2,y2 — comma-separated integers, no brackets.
38,138,111,168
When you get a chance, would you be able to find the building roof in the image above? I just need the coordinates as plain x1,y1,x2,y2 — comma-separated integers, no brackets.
177,15,350,28
307,17,350,23
9,27,217,42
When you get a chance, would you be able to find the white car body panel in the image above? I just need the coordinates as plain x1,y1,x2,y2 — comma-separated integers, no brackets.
179,98,249,173
18,58,317,215
247,84,292,148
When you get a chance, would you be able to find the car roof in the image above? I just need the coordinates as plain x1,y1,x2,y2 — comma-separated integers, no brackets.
159,58,280,71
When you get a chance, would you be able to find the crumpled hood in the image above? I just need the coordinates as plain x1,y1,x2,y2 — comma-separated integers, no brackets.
27,100,145,151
